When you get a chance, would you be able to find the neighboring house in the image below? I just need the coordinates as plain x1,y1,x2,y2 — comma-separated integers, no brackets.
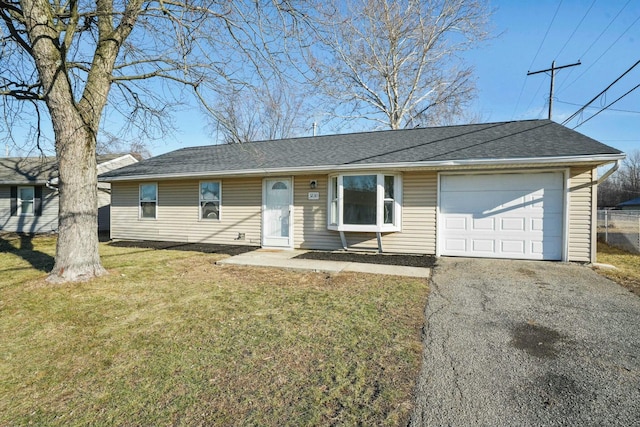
100,120,625,263
0,154,138,233
616,197,640,210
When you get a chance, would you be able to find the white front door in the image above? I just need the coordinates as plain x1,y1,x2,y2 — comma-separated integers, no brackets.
262,178,293,247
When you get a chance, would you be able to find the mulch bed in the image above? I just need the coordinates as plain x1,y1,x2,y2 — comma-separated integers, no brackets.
107,240,256,256
295,251,436,268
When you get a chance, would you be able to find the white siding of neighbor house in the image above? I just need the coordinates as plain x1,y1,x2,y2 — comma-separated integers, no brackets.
97,155,139,231
0,185,59,233
567,166,596,262
293,171,438,254
110,178,262,246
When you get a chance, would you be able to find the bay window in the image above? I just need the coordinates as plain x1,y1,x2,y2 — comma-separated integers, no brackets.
328,173,401,232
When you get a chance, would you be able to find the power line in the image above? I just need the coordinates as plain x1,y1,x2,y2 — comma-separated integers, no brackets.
528,0,564,71
527,60,581,119
556,100,640,114
573,82,640,129
562,12,640,92
554,0,596,60
562,59,640,125
513,0,563,119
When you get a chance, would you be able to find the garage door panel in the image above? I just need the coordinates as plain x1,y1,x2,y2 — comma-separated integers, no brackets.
472,217,494,230
439,172,564,261
472,239,495,252
501,217,525,231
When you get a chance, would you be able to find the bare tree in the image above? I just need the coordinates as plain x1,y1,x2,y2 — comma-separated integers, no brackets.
96,134,152,159
212,83,310,144
598,150,640,207
0,0,311,282
309,0,491,129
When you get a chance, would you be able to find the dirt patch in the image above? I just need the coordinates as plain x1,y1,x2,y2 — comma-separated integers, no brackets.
295,251,436,268
107,240,257,256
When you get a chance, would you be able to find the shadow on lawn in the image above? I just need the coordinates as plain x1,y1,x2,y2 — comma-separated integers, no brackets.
0,233,55,272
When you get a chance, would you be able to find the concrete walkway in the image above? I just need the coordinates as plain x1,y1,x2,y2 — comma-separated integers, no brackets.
216,249,430,278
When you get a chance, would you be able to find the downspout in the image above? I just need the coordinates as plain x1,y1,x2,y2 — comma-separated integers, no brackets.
591,159,621,264
597,159,621,184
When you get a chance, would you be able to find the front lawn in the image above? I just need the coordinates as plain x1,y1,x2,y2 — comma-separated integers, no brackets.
596,241,640,296
0,235,428,426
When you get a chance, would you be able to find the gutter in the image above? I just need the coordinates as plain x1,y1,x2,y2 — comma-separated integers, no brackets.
99,153,626,182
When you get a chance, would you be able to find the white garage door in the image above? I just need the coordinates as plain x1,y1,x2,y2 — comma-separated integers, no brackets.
439,172,564,260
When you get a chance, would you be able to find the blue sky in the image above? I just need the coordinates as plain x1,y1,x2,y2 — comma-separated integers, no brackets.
157,0,639,157
465,0,639,155
5,0,639,158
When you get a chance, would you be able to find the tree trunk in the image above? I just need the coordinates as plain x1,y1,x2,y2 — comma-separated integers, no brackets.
47,121,107,283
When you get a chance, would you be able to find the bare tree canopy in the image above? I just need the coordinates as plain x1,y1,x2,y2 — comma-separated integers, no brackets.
0,0,312,282
310,0,491,129
599,150,640,208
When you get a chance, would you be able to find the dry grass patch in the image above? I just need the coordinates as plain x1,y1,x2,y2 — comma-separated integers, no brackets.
0,235,428,426
595,241,640,296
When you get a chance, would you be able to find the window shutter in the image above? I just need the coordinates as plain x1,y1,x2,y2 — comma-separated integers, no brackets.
34,186,43,216
10,186,17,216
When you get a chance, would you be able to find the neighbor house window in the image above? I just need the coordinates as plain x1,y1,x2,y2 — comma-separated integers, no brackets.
328,173,401,232
200,181,221,220
18,186,35,215
139,183,157,219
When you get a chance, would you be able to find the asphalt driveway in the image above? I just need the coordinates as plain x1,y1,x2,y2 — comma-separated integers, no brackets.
409,258,640,426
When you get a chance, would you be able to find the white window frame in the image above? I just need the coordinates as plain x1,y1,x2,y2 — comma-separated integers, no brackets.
199,180,222,221
327,173,402,232
17,185,35,216
139,183,158,220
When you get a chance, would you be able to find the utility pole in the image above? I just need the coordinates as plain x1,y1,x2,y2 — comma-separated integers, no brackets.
527,60,581,119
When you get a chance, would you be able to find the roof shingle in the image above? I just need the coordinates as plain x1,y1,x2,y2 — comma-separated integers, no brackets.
99,120,623,180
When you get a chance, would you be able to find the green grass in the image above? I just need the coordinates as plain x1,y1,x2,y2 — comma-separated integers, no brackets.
0,235,428,426
596,241,640,297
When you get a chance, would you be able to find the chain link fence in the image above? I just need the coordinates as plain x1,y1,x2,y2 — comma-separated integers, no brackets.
597,210,640,253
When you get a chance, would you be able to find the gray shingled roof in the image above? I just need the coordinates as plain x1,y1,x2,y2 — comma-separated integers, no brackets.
0,154,130,184
100,120,623,180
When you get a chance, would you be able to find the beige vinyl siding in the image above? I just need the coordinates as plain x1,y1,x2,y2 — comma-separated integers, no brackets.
567,166,595,262
293,176,341,250
111,178,262,246
293,172,437,254
0,185,58,233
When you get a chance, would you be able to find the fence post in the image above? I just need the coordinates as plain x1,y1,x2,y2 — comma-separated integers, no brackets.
605,210,608,244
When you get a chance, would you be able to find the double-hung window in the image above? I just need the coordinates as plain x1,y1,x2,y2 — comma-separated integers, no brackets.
18,186,35,215
328,173,401,232
139,183,157,219
200,181,221,220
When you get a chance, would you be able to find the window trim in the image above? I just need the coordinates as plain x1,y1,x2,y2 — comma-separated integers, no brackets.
199,180,222,221
17,185,35,216
139,182,158,220
327,173,402,232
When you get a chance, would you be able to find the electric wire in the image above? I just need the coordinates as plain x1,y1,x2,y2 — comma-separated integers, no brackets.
556,100,640,114
562,12,640,92
561,60,640,126
573,82,640,129
554,0,596,60
512,0,563,119
528,0,564,72
557,0,631,92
